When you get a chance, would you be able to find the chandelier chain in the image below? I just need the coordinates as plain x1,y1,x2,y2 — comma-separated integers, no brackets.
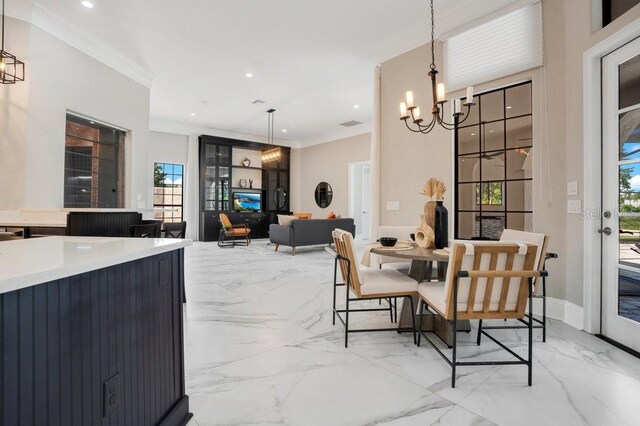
429,0,435,70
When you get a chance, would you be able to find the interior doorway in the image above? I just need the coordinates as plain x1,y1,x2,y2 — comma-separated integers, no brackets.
349,161,371,240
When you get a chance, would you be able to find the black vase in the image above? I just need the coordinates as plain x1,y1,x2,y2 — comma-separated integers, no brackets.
434,200,448,249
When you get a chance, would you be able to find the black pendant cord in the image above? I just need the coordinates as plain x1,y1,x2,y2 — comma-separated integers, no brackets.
429,0,436,70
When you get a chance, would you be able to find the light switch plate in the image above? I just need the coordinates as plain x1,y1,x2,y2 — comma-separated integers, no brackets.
386,201,400,211
567,182,578,196
567,199,582,214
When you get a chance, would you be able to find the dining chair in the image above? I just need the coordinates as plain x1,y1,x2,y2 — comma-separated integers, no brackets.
417,241,546,387
141,219,163,237
473,229,556,342
331,229,418,347
163,221,187,238
129,223,160,238
218,213,251,247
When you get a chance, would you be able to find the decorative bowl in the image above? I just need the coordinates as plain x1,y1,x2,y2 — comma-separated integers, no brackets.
410,233,415,241
379,237,398,247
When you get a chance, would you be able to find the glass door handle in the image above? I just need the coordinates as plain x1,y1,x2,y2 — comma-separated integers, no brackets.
598,227,612,236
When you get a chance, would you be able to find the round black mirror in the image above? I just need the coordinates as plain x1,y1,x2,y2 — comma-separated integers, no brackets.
314,182,333,208
273,186,287,210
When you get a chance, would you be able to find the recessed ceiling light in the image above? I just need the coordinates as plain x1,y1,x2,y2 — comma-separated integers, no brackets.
245,73,253,78
89,121,95,124
489,130,494,133
190,113,196,117
471,133,476,136
506,106,512,109
282,129,287,133
81,1,94,8
353,105,360,109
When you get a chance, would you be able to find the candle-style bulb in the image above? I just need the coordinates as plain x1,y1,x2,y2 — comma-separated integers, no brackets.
437,83,446,102
414,107,421,121
400,102,407,117
466,86,474,104
406,91,414,107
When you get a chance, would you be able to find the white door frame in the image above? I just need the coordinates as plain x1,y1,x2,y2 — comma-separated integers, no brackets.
348,161,371,239
583,20,640,334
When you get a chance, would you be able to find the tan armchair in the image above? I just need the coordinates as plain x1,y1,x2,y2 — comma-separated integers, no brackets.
417,241,546,388
218,213,251,247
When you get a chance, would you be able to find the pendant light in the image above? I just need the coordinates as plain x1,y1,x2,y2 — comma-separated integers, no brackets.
400,0,473,133
0,0,25,84
262,108,281,164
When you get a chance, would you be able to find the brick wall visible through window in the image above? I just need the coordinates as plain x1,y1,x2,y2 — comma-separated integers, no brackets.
64,114,125,208
153,163,184,223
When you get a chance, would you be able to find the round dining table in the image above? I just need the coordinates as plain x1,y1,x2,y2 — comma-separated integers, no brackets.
370,243,470,347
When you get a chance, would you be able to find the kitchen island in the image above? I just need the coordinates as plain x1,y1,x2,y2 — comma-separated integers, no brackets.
0,236,192,426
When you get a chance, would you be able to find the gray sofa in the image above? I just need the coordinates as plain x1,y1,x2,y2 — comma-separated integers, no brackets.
269,218,355,255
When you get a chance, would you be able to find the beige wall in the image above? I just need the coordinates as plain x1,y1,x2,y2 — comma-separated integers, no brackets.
380,42,453,231
292,133,371,219
377,0,640,308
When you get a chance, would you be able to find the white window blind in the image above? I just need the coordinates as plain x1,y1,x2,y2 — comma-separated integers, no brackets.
443,1,543,91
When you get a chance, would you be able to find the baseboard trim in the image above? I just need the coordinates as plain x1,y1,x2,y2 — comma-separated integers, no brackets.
530,297,584,331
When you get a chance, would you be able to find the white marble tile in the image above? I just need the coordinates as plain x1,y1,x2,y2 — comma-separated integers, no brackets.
183,240,640,425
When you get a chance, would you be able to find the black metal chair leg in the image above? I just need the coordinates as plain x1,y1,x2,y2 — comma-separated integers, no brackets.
417,300,424,346
332,260,338,325
542,275,547,342
394,297,398,323
388,298,393,323
528,278,534,386
344,285,350,348
408,296,417,345
452,277,458,388
476,319,483,345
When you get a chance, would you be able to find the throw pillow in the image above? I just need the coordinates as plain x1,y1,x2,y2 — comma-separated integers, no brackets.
327,212,336,219
278,214,298,227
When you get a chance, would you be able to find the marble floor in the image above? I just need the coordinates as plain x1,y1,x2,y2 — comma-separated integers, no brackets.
183,240,640,426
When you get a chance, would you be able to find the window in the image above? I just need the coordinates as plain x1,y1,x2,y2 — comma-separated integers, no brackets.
603,0,640,27
455,81,533,240
153,163,184,222
64,114,125,208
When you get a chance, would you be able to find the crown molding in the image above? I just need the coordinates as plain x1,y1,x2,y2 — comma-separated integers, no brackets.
31,2,154,88
149,118,297,148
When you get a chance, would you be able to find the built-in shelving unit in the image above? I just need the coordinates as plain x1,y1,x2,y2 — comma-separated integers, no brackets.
198,136,290,241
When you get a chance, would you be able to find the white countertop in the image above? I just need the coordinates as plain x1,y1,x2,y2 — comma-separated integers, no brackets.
0,236,192,294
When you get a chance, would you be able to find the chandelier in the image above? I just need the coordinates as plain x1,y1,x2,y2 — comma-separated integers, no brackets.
0,0,25,84
262,108,282,164
400,0,473,133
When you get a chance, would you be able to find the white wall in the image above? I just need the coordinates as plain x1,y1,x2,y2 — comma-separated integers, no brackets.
149,131,189,167
0,16,152,210
0,17,30,210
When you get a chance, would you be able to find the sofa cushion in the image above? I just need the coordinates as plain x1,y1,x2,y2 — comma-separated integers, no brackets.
359,269,418,296
278,214,298,227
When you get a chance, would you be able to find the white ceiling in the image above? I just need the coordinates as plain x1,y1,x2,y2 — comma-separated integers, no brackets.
15,0,521,146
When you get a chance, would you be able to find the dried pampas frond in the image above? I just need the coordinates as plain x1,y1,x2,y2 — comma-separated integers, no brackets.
420,177,447,200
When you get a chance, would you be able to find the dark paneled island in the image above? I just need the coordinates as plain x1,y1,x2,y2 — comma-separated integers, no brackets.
0,236,193,425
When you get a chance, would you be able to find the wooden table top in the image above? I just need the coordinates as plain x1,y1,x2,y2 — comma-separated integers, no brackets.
370,244,449,262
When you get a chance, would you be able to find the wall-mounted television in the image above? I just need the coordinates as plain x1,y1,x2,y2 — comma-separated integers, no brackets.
233,192,261,212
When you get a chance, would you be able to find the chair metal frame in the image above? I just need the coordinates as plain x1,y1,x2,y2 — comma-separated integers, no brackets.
218,214,251,247
417,243,547,388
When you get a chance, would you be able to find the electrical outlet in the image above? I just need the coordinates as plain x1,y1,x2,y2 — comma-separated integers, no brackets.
103,373,121,417
567,199,582,214
386,201,400,211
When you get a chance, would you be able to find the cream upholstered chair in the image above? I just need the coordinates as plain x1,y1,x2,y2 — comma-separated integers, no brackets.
474,229,555,342
331,229,418,347
417,241,546,387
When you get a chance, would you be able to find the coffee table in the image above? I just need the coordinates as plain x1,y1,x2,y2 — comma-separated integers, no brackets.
370,243,471,347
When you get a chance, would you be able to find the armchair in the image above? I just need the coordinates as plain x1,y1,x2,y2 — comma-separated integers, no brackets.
218,213,251,247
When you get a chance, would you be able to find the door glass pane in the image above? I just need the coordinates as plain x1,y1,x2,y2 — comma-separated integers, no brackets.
457,183,477,210
506,148,533,180
619,54,640,110
457,212,480,239
619,163,640,269
507,213,533,233
618,268,640,322
619,109,640,160
481,91,504,122
481,153,505,181
478,214,505,240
